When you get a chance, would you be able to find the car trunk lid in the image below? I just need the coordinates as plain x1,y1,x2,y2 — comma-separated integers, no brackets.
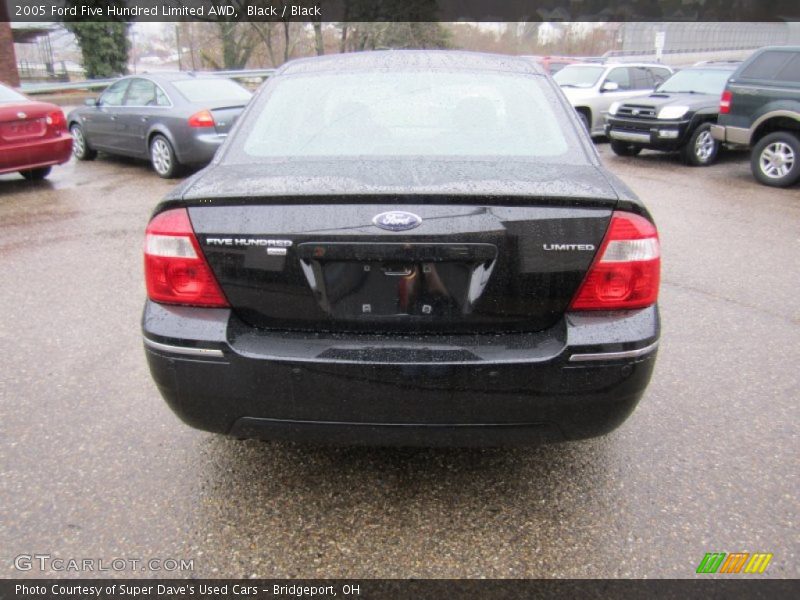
207,104,246,135
0,101,53,145
176,159,620,333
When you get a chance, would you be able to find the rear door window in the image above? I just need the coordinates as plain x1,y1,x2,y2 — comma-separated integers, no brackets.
775,54,800,84
630,67,655,90
155,86,171,106
124,78,157,106
739,51,795,81
605,67,631,90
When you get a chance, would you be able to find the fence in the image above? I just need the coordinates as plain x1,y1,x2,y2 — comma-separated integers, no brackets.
618,22,800,55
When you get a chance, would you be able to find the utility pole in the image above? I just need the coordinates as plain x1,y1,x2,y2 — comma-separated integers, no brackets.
175,25,182,70
130,29,137,74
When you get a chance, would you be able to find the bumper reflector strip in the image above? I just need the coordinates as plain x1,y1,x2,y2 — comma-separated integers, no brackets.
569,340,659,363
143,337,224,358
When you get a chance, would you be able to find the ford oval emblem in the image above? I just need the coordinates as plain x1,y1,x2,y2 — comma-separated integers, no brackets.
372,211,422,232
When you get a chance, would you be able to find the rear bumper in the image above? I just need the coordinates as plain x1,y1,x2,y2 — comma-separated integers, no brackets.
176,132,226,166
142,301,660,446
710,124,750,146
0,134,72,174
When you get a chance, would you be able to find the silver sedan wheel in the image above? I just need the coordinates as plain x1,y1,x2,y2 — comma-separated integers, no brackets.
71,126,85,157
151,137,172,176
759,142,795,179
694,130,716,162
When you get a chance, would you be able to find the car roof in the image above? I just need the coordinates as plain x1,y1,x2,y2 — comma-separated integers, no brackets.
753,45,800,53
278,50,547,76
125,72,229,84
565,62,672,69
689,61,740,70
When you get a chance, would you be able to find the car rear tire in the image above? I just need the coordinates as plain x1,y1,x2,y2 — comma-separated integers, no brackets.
610,140,642,157
751,131,800,188
19,167,52,180
70,124,96,161
682,123,720,166
150,134,182,179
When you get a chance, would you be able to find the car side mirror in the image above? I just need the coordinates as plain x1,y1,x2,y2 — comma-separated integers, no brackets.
85,98,98,106
601,81,620,92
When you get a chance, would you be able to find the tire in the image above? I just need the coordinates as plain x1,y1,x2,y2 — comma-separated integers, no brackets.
149,134,182,178
681,123,720,166
751,131,800,188
70,123,96,160
19,166,51,180
610,140,642,157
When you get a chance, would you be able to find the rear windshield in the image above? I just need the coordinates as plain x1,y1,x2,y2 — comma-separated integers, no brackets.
739,51,800,82
657,68,733,95
0,84,26,103
172,79,252,103
553,65,605,88
233,70,578,161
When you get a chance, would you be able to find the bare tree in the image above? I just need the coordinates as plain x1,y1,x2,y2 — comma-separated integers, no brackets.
250,22,280,66
312,22,325,56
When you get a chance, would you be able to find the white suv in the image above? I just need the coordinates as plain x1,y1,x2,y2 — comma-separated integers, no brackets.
554,62,673,136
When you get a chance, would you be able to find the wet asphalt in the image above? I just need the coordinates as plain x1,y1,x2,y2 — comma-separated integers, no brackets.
0,144,798,579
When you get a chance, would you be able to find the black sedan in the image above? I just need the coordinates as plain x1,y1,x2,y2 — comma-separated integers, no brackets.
67,72,252,177
142,51,661,446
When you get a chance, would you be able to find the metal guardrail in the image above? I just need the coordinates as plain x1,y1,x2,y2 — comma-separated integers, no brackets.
20,68,276,95
20,78,117,94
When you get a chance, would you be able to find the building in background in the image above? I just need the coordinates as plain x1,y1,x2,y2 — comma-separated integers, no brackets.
0,21,19,86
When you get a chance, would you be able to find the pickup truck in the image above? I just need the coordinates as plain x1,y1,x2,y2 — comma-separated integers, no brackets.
711,46,800,187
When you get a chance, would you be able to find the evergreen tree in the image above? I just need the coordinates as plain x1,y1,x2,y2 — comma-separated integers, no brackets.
64,2,130,79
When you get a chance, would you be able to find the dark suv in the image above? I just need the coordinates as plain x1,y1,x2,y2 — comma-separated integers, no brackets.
605,62,739,166
711,46,800,187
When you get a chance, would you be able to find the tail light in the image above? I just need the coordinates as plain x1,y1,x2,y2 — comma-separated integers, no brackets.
46,110,66,133
188,110,215,128
719,90,732,114
569,211,660,311
144,208,229,307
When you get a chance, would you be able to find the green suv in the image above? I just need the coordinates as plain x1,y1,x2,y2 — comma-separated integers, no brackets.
711,46,800,187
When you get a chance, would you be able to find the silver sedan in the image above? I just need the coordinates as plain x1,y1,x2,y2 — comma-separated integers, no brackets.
67,72,252,178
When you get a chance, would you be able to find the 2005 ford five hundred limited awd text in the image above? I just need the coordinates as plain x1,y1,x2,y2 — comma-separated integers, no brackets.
142,51,661,446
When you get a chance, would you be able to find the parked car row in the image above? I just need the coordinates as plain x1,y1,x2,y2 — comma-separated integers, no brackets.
553,46,800,187
1,72,252,181
3,47,797,189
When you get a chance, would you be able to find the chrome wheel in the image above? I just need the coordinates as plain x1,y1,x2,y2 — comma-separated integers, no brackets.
71,125,85,157
151,137,172,176
694,129,716,162
759,142,795,179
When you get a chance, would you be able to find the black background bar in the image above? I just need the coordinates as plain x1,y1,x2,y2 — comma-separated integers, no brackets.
2,579,799,600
